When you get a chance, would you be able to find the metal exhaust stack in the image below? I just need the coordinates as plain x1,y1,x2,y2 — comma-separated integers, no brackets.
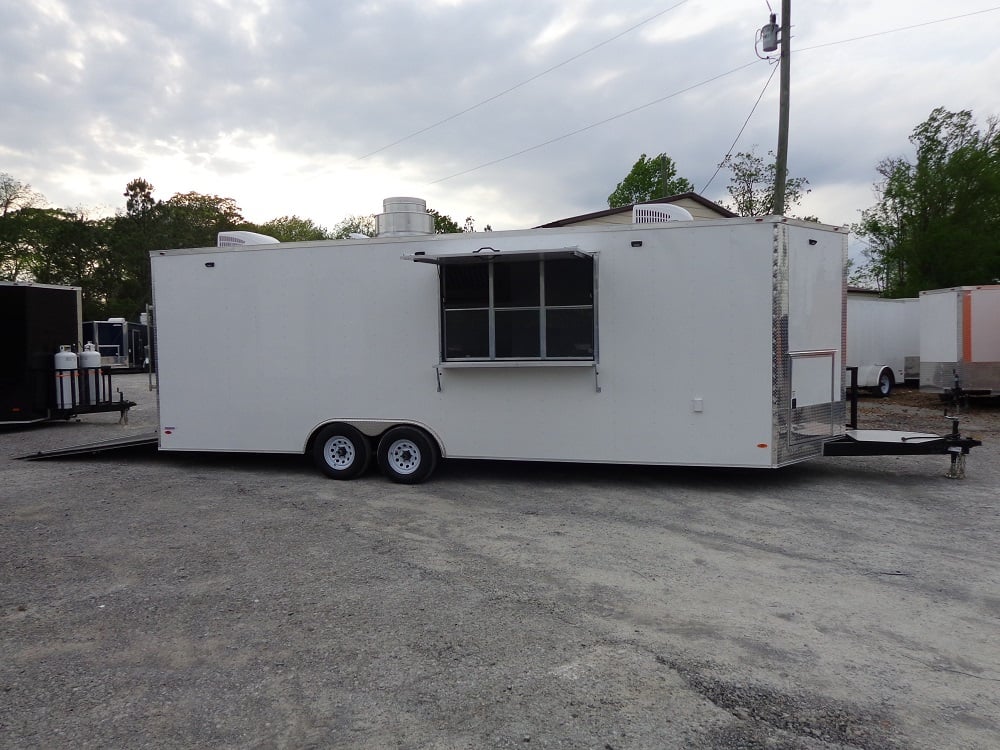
377,197,435,237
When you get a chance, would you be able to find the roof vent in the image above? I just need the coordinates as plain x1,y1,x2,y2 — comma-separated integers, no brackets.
217,231,280,247
632,204,693,224
377,197,435,237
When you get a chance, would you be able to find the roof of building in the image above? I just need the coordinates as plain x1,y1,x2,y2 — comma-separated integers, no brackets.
535,192,738,228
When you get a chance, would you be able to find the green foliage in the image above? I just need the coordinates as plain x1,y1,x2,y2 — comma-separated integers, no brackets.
81,182,248,319
331,210,485,238
2,172,486,317
159,191,245,249
428,208,462,234
330,215,376,239
1,173,44,217
254,215,330,242
123,178,155,217
719,148,809,217
0,173,48,280
854,108,1000,295
608,153,694,208
0,206,112,318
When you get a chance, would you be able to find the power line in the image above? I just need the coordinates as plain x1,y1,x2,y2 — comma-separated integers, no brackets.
700,7,1000,195
430,60,760,185
427,6,1000,187
355,1,689,161
700,62,779,194
794,6,1000,52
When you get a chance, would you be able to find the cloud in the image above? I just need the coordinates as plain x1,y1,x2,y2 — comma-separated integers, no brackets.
2,0,998,232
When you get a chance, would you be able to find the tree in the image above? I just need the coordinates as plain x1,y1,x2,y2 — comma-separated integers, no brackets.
719,147,809,217
608,153,694,208
331,215,377,239
123,178,156,218
0,173,48,279
0,206,109,316
99,182,248,318
854,108,1000,296
160,191,245,249
254,215,329,242
428,208,462,234
0,207,51,280
1,173,44,217
97,178,164,318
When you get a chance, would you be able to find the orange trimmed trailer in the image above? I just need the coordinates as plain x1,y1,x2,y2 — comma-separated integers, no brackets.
919,285,1000,396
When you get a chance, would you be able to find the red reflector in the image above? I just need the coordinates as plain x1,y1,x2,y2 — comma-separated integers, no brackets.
757,443,768,448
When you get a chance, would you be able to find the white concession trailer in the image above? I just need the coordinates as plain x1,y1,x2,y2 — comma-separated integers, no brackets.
146,202,978,482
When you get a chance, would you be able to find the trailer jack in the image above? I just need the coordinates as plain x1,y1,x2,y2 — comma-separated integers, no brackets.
947,448,967,480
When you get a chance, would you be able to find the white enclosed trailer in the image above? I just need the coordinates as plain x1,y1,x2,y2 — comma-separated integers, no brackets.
845,292,919,396
920,285,1000,396
151,211,854,482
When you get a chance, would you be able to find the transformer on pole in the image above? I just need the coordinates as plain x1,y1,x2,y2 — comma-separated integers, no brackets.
763,0,791,216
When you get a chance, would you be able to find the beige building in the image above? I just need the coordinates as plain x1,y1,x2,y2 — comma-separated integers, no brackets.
536,192,736,228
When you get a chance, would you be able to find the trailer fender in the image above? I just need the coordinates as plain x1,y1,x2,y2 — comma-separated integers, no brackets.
852,365,895,396
872,367,895,397
306,419,447,458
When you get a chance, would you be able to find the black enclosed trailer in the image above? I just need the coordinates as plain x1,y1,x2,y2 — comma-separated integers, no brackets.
82,318,150,370
1,282,134,424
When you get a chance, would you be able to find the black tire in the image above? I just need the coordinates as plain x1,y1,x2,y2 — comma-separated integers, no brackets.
312,423,371,479
377,426,438,484
873,369,894,398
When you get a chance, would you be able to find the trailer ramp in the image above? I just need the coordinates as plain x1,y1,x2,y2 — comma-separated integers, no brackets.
16,432,158,460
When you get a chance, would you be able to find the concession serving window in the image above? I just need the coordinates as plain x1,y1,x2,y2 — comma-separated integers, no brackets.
406,247,598,364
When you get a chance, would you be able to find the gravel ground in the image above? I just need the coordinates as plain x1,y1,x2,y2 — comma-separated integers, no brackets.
2,376,999,749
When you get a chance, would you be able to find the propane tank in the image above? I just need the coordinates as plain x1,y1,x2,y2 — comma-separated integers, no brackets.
54,346,79,410
79,342,102,405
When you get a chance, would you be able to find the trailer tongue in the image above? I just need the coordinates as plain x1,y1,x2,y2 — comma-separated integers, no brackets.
822,425,981,479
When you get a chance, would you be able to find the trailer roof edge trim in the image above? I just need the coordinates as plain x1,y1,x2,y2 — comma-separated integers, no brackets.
404,246,591,265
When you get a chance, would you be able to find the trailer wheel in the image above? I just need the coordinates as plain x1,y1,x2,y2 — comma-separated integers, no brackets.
872,369,894,398
377,426,438,484
313,423,371,479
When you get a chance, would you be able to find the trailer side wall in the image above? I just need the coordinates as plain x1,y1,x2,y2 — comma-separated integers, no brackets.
152,219,846,468
845,295,916,388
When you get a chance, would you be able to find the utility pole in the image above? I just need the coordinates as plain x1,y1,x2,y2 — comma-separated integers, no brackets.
772,0,791,215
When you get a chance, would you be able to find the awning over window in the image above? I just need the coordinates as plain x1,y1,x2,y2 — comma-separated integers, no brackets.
403,246,591,265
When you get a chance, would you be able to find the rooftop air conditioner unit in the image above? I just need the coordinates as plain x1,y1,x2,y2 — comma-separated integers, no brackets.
632,204,693,224
217,231,280,247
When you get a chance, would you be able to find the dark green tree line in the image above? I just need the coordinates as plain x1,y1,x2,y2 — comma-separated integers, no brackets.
853,108,1000,295
0,173,485,319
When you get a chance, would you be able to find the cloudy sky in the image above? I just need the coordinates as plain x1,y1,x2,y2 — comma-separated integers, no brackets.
2,0,998,235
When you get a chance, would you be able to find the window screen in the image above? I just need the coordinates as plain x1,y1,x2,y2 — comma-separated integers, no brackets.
441,256,595,360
